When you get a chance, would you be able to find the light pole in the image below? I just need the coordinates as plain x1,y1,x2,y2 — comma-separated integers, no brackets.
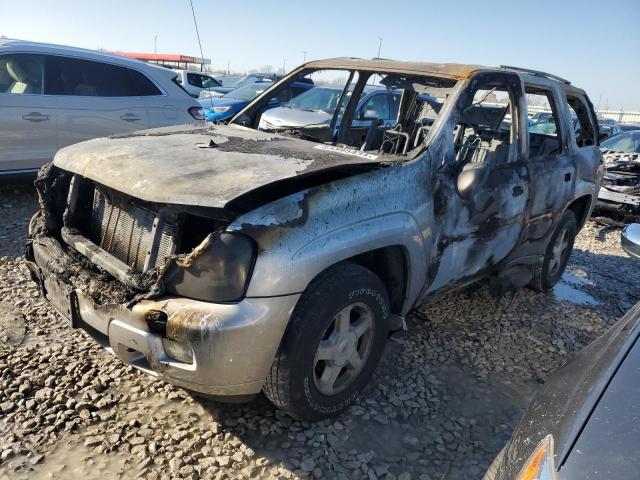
303,51,308,63
377,37,382,58
154,35,157,54
282,58,286,74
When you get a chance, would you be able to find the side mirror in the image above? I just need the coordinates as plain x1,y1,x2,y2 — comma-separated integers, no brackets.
456,162,489,198
621,224,640,260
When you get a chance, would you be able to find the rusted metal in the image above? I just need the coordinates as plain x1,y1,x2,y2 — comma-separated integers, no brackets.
302,57,488,80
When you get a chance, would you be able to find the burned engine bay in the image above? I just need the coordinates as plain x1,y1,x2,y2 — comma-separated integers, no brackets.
28,164,234,306
595,150,640,223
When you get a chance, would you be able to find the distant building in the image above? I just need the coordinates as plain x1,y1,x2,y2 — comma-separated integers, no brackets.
113,52,211,71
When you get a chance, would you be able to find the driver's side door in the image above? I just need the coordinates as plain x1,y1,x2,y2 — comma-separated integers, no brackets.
427,72,529,294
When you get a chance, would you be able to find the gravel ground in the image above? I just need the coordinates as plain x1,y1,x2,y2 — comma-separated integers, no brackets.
1,181,638,480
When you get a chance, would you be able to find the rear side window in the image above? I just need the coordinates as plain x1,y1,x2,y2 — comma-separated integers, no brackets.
201,76,220,89
187,73,220,89
0,54,44,95
45,56,161,96
360,93,390,120
525,87,562,158
566,95,597,147
187,73,204,88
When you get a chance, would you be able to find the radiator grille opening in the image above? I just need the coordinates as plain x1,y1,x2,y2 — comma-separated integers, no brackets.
89,188,175,271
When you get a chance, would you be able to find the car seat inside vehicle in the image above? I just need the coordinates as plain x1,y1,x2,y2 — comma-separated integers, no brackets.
6,60,32,94
454,104,511,166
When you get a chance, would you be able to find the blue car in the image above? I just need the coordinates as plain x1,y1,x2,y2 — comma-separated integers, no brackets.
199,80,313,122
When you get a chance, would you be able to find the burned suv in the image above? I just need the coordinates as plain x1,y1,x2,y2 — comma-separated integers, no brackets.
27,58,603,420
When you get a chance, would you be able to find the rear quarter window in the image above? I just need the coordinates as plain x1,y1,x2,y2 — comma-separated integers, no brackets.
566,94,597,147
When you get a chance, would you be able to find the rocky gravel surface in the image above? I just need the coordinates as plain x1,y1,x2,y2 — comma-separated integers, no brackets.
1,181,639,480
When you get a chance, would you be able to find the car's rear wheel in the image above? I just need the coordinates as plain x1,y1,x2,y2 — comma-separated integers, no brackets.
528,210,577,291
263,262,390,421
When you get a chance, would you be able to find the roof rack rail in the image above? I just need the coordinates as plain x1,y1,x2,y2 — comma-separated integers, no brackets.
499,65,571,85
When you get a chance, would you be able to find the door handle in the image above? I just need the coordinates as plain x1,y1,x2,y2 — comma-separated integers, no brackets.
512,185,524,197
564,173,572,182
120,113,141,122
22,112,50,122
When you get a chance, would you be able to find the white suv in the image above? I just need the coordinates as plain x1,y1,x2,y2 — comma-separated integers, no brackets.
0,39,203,175
172,69,223,98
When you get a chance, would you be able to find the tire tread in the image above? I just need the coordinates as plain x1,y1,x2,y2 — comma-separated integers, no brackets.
263,262,388,419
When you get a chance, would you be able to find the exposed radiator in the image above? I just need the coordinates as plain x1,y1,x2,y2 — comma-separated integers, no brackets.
90,188,176,271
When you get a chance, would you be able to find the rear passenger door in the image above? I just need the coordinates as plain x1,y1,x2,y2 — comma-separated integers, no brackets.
45,55,152,149
525,85,576,237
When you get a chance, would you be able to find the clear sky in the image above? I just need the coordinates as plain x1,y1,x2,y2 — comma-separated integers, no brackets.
2,0,639,110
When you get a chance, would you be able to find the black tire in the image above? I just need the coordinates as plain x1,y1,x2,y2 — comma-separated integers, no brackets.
263,262,390,421
528,210,577,291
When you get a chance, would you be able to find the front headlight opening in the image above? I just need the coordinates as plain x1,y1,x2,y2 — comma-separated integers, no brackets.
516,435,556,480
165,232,256,303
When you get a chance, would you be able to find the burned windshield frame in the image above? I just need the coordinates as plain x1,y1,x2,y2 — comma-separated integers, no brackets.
230,67,457,157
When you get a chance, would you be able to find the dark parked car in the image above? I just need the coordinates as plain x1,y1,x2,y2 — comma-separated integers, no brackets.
594,131,640,222
199,80,313,122
485,297,640,479
620,123,640,132
599,123,623,140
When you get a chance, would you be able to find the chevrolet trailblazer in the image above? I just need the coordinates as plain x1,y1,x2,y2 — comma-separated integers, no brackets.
26,58,603,420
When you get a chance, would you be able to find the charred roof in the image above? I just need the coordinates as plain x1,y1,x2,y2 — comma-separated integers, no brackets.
299,57,580,90
301,57,490,81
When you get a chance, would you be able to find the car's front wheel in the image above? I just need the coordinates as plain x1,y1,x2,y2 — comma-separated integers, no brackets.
263,262,390,421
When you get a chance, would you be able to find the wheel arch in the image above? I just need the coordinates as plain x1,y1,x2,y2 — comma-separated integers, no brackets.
567,194,593,229
345,245,409,315
244,212,427,312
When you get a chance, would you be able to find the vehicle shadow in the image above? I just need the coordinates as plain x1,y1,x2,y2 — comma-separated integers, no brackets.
189,348,522,480
185,242,637,479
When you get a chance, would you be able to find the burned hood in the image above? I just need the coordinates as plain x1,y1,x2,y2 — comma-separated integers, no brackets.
52,123,385,209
